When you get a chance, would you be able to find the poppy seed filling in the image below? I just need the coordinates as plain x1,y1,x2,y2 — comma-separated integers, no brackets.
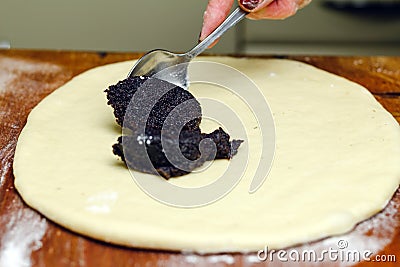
105,76,243,179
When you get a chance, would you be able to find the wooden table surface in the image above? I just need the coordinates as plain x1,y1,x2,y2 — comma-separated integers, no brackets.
0,50,399,267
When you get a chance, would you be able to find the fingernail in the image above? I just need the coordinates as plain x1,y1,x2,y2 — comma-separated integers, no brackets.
240,0,261,10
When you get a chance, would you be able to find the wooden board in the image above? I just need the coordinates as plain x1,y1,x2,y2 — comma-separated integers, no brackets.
0,50,399,266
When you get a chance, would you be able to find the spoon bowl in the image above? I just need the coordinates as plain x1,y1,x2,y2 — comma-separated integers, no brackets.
128,7,248,89
128,50,191,88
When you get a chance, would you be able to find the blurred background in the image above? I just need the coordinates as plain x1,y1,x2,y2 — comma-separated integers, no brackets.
0,0,399,55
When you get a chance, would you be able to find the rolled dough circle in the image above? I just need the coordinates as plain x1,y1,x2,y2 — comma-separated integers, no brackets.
13,58,400,253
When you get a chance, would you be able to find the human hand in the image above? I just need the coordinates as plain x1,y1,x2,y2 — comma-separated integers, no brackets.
200,0,312,45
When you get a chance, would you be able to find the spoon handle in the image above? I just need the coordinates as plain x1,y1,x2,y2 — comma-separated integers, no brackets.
186,7,248,58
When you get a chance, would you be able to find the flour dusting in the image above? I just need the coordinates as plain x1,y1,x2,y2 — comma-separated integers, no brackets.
0,208,47,267
208,255,235,264
0,55,63,94
169,254,236,267
85,191,118,214
0,144,13,188
0,71,17,92
0,56,62,75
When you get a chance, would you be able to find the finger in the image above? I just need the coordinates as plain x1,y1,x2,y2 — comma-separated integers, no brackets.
200,0,235,43
298,0,312,9
239,0,274,12
248,0,298,19
247,0,308,20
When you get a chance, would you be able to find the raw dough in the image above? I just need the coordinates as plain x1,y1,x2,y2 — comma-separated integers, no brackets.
13,58,400,253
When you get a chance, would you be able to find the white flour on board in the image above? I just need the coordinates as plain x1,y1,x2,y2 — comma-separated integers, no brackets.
0,55,56,267
0,144,14,189
0,71,17,92
0,204,47,267
0,55,62,93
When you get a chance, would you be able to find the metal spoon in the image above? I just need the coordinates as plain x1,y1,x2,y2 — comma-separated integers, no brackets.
127,7,248,89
